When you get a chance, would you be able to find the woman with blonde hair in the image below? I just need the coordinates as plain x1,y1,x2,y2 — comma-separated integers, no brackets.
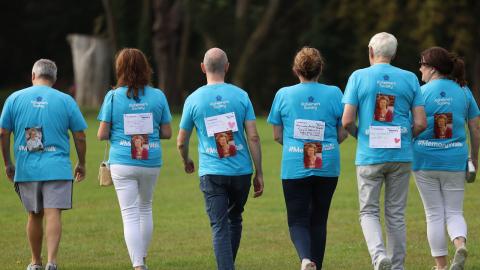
97,48,172,270
268,47,347,270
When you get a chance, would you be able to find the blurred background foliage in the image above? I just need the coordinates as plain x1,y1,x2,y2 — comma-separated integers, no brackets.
1,0,480,112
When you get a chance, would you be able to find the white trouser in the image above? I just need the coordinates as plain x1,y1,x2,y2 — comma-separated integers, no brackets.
357,162,411,270
111,164,160,267
414,170,467,257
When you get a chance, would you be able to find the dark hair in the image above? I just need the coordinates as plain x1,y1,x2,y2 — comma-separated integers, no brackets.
114,48,152,100
421,47,466,86
292,47,325,80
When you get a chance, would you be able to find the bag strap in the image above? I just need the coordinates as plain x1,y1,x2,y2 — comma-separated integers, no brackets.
103,91,115,162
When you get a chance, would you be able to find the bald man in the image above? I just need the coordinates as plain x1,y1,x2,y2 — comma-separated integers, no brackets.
177,48,264,270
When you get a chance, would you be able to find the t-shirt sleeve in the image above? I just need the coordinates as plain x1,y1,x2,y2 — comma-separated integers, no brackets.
160,93,172,124
412,76,425,107
68,97,88,132
342,72,359,106
267,91,282,125
245,95,256,121
179,97,194,131
0,95,14,131
466,87,480,120
97,91,113,122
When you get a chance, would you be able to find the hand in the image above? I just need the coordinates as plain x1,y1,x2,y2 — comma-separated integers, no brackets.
183,158,195,174
74,163,86,182
252,172,264,198
5,164,15,182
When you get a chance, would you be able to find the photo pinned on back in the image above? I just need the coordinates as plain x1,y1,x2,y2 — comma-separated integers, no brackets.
374,94,395,122
25,127,44,152
215,130,237,158
434,113,453,139
304,142,322,169
131,134,149,160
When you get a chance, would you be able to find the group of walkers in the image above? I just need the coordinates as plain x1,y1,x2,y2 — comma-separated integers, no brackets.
0,31,478,270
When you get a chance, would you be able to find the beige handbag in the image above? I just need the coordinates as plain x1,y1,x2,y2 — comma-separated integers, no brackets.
98,143,113,186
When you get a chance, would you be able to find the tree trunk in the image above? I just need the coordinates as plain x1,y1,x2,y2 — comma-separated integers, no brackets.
152,0,182,107
176,0,191,101
67,34,112,107
232,0,280,87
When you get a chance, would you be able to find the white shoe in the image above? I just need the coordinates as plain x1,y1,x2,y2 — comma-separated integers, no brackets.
374,256,392,270
450,246,467,270
301,258,316,270
26,264,43,270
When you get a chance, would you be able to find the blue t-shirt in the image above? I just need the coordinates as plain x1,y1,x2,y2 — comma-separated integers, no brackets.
0,85,87,182
413,80,480,171
342,63,424,165
267,82,344,179
97,86,172,167
179,83,255,177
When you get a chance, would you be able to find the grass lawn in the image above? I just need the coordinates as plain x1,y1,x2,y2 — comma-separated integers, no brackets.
0,112,479,270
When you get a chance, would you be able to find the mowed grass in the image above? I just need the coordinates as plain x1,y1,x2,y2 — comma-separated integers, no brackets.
1,112,479,270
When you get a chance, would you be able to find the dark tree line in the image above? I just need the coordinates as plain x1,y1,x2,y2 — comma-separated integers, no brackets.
1,0,480,112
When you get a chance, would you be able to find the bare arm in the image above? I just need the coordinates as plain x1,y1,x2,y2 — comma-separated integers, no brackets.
97,121,110,141
342,104,358,139
337,125,349,144
72,131,87,182
468,116,480,170
177,128,195,173
0,128,14,181
160,123,172,139
273,125,283,145
245,120,264,198
412,106,427,138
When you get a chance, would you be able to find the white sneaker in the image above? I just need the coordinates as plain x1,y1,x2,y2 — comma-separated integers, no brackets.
301,258,316,270
45,263,57,270
375,256,392,270
26,264,43,270
450,246,467,270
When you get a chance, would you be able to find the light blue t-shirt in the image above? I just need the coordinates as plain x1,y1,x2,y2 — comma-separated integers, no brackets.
413,80,480,171
97,86,172,167
179,83,255,177
0,85,87,182
267,82,344,179
342,63,424,165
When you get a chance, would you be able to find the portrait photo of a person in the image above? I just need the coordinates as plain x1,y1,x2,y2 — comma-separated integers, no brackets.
131,134,149,160
434,113,452,139
303,142,322,169
215,131,237,158
374,94,394,122
25,127,44,152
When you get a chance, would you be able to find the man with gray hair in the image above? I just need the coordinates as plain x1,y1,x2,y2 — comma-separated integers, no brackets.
0,59,87,270
342,32,426,270
177,48,264,270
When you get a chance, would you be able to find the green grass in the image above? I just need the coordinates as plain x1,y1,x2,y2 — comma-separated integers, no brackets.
1,113,479,270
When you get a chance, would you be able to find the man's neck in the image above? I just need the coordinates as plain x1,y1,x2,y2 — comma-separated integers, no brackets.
371,57,391,65
206,73,225,85
32,79,53,87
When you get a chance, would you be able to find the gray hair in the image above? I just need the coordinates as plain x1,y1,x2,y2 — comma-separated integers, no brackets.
368,32,397,58
32,59,57,82
203,48,228,74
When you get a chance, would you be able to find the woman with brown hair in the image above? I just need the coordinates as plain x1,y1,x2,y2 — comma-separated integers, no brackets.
413,46,480,270
268,47,348,270
97,48,172,270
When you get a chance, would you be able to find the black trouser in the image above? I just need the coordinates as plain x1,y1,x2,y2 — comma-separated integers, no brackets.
282,176,338,269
